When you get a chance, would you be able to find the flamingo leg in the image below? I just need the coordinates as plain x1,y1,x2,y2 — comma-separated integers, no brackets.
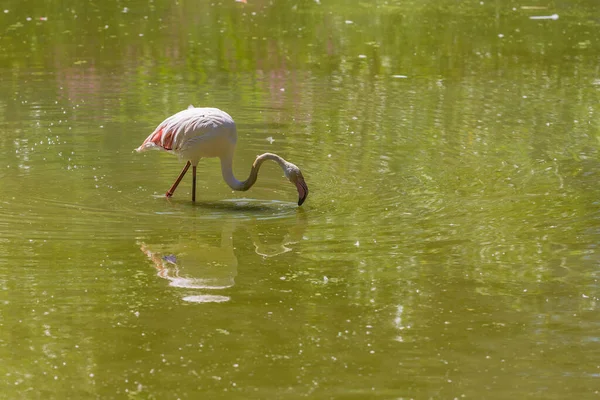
192,166,197,202
166,161,191,197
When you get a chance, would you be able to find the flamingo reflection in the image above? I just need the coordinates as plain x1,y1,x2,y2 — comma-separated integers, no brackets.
139,211,307,303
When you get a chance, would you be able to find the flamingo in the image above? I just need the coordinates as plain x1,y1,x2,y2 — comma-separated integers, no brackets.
136,106,309,205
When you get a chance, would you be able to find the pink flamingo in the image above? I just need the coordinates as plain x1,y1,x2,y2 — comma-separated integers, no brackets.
136,107,309,205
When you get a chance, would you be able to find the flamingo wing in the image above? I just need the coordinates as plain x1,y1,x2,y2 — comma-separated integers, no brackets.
136,107,236,153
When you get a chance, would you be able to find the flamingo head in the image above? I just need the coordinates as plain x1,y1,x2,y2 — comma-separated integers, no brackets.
284,163,309,206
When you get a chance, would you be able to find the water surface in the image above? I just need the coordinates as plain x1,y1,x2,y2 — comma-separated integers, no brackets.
1,0,599,398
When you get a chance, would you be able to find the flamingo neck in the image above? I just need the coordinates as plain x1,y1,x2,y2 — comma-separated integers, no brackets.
220,153,287,191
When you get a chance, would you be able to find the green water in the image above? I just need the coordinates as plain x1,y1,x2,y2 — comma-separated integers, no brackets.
1,0,600,398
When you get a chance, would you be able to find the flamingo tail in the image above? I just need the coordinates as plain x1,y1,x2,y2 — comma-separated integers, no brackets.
135,126,176,152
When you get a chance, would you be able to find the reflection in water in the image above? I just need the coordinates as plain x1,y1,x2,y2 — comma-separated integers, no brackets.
393,305,406,343
139,208,307,303
182,295,230,304
250,213,307,257
139,221,237,291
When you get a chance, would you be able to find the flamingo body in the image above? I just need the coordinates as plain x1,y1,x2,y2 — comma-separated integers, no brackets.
137,107,237,163
136,107,309,205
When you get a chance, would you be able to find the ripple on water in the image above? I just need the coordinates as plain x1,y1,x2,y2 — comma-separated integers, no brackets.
0,196,142,242
0,192,303,244
150,197,301,221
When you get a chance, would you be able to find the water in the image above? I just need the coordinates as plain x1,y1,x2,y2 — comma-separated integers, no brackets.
1,0,600,398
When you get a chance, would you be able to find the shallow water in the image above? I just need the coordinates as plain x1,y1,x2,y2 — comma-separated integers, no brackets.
1,0,600,398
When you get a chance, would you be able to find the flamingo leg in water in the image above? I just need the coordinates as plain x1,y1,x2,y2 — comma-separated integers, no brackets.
166,161,191,197
192,165,197,202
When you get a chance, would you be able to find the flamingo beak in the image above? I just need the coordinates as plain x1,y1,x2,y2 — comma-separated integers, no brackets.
295,179,309,206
